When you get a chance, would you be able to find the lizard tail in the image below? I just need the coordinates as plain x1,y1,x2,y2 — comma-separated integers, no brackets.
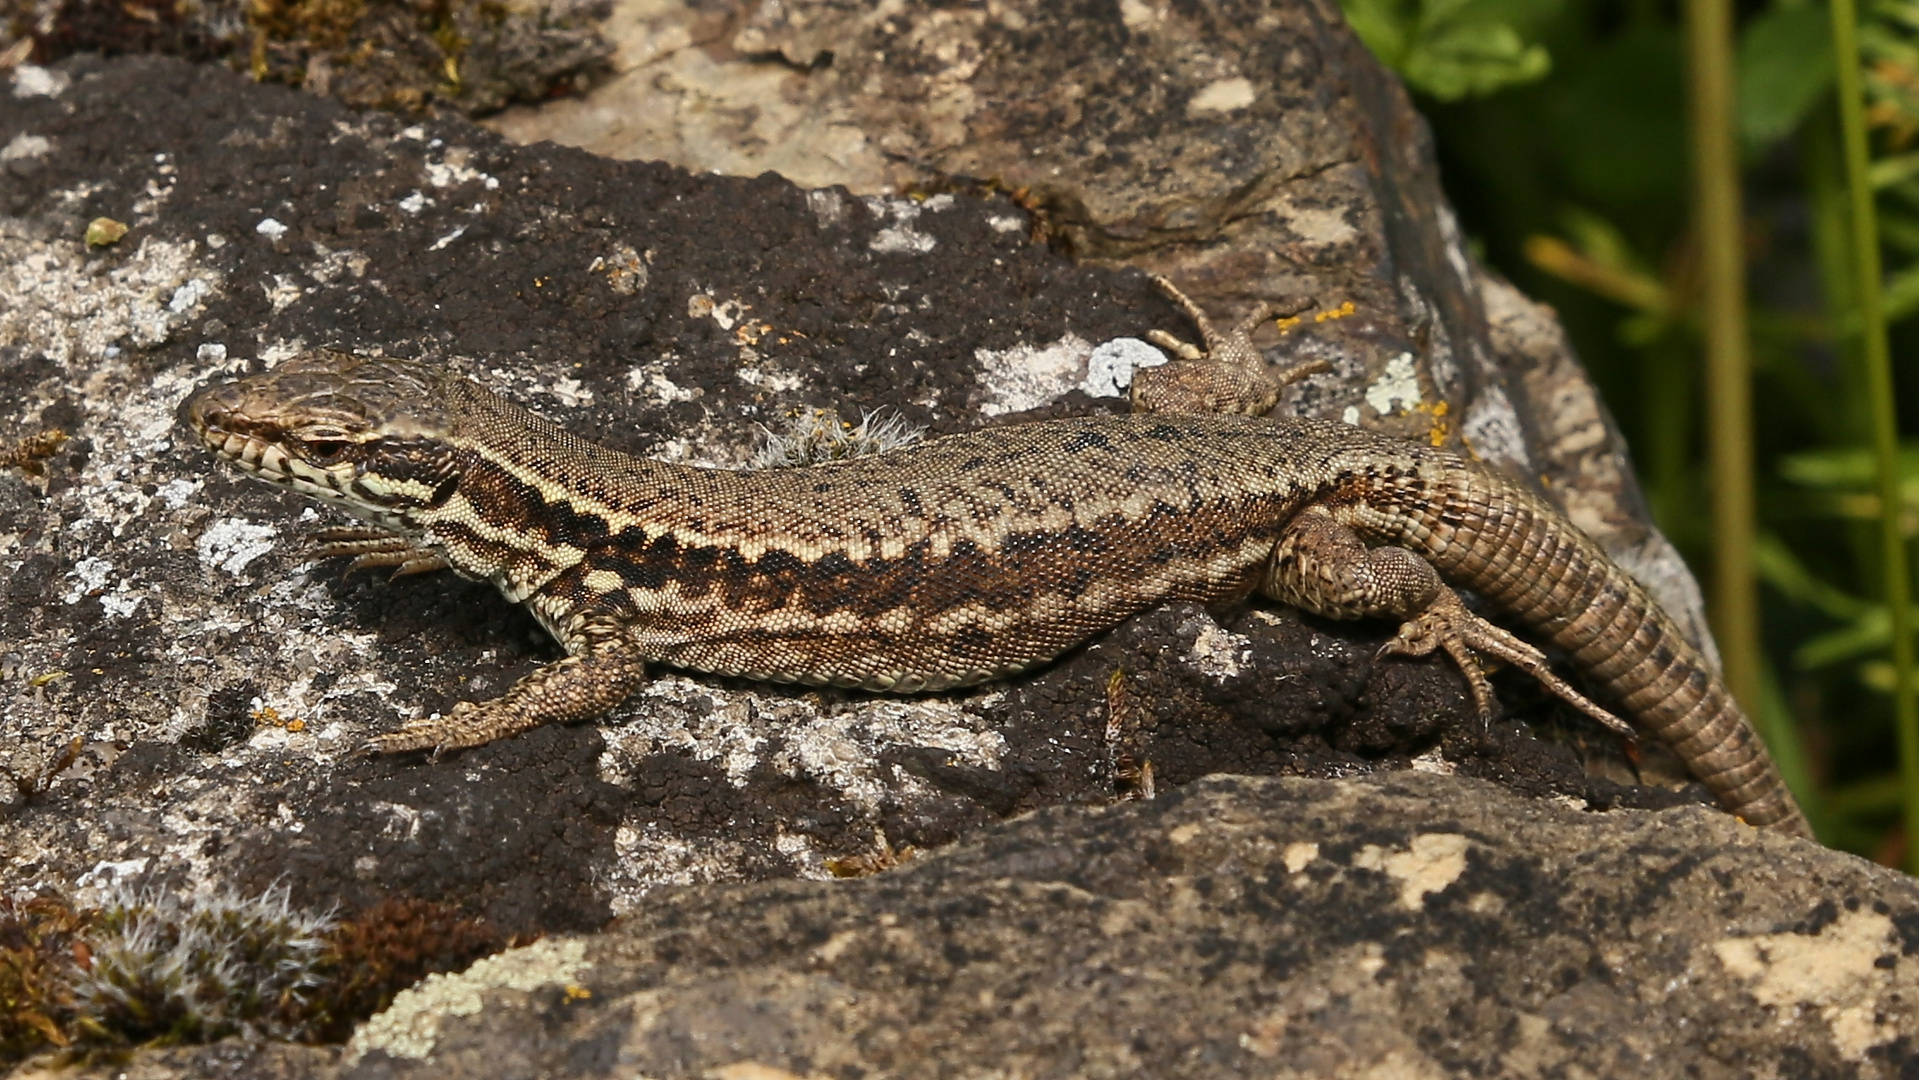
1365,461,1814,838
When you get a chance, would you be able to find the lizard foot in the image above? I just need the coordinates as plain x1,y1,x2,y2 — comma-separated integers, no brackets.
1385,589,1636,741
366,635,648,755
1131,274,1324,416
313,526,449,578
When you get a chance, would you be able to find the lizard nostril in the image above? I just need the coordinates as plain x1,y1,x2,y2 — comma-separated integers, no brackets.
181,383,245,434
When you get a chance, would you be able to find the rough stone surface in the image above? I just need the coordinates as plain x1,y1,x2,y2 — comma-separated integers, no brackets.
0,51,1705,958
0,0,1847,1069
3,0,612,116
20,774,1919,1078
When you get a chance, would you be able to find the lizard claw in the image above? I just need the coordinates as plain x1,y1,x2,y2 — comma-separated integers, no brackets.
1388,589,1637,742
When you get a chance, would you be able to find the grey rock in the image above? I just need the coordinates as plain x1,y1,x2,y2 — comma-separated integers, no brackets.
0,40,1698,949
25,774,1916,1078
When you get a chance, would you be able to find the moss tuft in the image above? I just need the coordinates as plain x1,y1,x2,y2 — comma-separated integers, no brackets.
304,897,507,1044
73,885,333,1045
0,895,87,1060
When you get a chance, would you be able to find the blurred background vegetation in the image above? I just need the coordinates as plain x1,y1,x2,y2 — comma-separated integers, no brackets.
1341,0,1919,863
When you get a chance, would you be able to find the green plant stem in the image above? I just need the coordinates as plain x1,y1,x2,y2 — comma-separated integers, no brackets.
1685,0,1761,717
1831,0,1919,871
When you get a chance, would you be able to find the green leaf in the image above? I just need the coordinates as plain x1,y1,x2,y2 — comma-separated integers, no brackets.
1738,3,1836,148
1341,0,1413,67
1797,610,1892,669
1884,263,1919,322
1870,153,1919,191
1337,0,1554,100
1755,532,1874,620
1781,443,1919,490
1404,20,1551,99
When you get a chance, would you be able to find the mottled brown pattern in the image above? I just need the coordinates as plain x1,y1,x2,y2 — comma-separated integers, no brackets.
180,347,1810,837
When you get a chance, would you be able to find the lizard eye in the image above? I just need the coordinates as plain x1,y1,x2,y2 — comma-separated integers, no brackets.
293,428,356,464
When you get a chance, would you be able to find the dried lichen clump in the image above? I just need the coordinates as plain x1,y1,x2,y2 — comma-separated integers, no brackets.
3,0,610,115
0,429,68,478
753,407,928,469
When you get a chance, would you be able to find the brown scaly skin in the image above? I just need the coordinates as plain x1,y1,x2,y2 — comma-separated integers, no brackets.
179,284,1812,838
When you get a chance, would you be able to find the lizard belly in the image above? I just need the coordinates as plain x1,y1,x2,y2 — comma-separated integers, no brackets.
617,528,1272,691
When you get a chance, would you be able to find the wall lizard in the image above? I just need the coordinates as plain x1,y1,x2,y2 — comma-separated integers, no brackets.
180,280,1812,838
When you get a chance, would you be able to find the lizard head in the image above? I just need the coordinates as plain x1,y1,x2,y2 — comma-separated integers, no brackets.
181,350,465,529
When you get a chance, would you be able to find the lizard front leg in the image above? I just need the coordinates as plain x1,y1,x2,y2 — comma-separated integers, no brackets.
1131,274,1326,415
366,609,648,754
312,526,450,578
1263,506,1634,739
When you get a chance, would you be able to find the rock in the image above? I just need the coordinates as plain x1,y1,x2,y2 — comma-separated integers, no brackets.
3,0,610,115
25,774,1919,1078
0,45,1711,957
0,0,1820,1066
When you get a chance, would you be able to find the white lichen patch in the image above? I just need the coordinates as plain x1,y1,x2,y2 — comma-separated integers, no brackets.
602,823,759,913
62,556,116,605
975,332,1096,416
1461,384,1531,472
1081,336,1168,398
602,676,1003,808
12,64,70,97
347,938,591,1063
1363,352,1421,418
536,375,593,407
1,133,51,161
736,365,802,393
1283,842,1319,874
1182,610,1252,681
1712,909,1912,1060
627,362,701,404
1188,75,1256,115
807,189,847,228
195,517,279,576
1352,833,1470,911
1282,205,1355,248
864,195,950,255
423,146,500,191
0,220,221,364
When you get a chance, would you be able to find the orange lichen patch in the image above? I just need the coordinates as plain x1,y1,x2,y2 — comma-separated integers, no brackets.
1272,300,1354,335
734,321,777,346
250,707,307,733
1416,400,1452,448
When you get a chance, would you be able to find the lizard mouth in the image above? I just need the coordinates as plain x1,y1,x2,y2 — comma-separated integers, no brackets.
181,385,353,503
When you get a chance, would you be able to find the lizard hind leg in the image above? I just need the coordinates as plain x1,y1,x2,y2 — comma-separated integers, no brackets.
1263,508,1634,740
